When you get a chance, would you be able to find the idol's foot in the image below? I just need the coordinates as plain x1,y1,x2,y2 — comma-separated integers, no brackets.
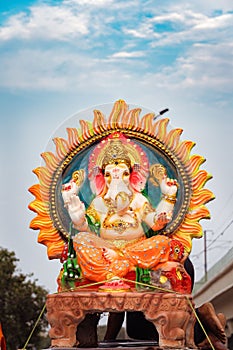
102,248,118,263
99,276,131,292
198,302,227,344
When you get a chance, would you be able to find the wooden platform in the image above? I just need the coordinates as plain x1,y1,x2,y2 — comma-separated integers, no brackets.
46,290,196,349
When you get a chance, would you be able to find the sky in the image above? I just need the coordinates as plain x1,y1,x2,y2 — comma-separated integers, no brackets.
1,0,233,294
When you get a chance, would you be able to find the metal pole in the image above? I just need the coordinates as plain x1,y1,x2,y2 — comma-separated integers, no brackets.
204,230,207,281
203,229,214,281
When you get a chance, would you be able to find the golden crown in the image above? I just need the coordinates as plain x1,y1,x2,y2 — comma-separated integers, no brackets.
101,139,131,170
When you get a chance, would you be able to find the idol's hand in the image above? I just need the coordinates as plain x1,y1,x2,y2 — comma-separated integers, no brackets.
160,176,178,196
153,212,170,231
61,180,78,208
66,195,87,229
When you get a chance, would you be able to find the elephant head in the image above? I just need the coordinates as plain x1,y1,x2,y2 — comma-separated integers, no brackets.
103,163,132,214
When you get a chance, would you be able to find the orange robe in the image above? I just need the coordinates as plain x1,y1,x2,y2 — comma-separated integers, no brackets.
73,232,183,282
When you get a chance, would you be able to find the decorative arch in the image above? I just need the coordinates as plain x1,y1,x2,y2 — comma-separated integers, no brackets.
28,100,214,259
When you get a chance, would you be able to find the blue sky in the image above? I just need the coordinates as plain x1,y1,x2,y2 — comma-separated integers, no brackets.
1,0,233,292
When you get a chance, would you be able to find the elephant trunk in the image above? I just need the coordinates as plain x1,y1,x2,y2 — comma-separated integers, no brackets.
104,179,132,213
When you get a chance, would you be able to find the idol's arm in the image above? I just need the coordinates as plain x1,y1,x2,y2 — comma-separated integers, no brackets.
61,181,89,232
66,195,89,231
156,176,178,217
143,176,178,231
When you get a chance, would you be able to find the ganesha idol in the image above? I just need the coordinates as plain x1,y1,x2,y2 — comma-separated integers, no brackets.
60,132,188,291
29,101,225,350
29,100,214,295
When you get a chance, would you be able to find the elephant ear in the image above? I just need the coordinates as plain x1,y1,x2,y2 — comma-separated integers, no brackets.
130,163,148,193
88,166,105,195
71,169,86,190
149,164,166,187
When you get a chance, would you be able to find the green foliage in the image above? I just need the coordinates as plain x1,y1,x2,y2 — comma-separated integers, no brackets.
0,247,49,350
61,237,81,290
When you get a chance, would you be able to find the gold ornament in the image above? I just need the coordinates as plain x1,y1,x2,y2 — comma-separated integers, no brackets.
91,133,149,174
149,164,167,186
102,208,139,233
101,139,131,170
72,169,85,187
162,194,177,204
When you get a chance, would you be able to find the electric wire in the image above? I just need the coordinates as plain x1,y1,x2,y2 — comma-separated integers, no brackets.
192,217,233,261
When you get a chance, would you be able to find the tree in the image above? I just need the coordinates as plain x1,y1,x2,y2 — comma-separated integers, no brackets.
0,247,49,350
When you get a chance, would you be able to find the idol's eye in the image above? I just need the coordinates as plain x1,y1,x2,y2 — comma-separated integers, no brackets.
123,171,130,176
105,172,110,177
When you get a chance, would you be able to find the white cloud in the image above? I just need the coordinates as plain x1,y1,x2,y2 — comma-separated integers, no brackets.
194,13,233,30
0,4,90,41
161,0,233,13
110,51,145,58
149,11,206,26
0,0,232,105
64,0,111,5
123,9,209,41
183,0,233,12
124,27,161,40
180,43,233,90
141,41,233,101
0,48,92,90
0,0,141,42
148,11,233,48
0,47,135,90
1,39,232,105
0,1,232,47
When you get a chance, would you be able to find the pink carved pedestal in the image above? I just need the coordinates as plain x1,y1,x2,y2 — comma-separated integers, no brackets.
46,290,196,349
